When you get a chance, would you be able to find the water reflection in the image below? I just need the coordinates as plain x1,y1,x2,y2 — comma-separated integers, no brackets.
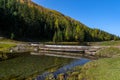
0,53,73,80
35,58,90,80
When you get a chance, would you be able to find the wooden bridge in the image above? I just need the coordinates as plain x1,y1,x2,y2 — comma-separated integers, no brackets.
10,43,120,59
30,44,106,59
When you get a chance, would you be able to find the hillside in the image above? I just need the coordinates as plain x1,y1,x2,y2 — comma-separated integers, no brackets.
0,0,119,41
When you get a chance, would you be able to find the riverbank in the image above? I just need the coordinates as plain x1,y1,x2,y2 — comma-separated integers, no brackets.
79,57,120,80
61,47,120,80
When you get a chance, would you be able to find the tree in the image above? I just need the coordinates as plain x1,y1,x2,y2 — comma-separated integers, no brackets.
75,25,84,42
53,29,63,42
65,26,71,41
53,31,57,42
54,19,59,29
10,33,15,39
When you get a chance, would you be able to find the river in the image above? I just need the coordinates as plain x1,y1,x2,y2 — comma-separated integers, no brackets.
0,52,90,80
35,58,90,80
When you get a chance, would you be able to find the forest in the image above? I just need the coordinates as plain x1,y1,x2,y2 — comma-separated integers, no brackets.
0,0,119,42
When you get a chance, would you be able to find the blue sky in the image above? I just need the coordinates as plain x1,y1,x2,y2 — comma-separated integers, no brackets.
32,0,120,36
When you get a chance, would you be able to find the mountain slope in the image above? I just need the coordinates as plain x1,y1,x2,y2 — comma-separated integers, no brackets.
0,0,119,41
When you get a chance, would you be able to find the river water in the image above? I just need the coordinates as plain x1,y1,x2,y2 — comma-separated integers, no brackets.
35,58,90,80
0,52,90,80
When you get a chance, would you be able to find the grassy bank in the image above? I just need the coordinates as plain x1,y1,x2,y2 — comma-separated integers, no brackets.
0,38,18,52
79,58,120,80
62,47,120,80
0,40,16,60
95,47,120,58
89,40,120,46
0,43,16,52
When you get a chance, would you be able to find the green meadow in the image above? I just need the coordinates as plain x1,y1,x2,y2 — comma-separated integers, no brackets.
65,47,120,80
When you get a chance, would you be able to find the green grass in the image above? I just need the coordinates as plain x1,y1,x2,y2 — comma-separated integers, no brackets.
79,58,120,80
65,58,120,80
0,54,72,80
95,47,120,58
0,38,18,52
0,43,16,52
89,41,120,46
100,41,120,46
